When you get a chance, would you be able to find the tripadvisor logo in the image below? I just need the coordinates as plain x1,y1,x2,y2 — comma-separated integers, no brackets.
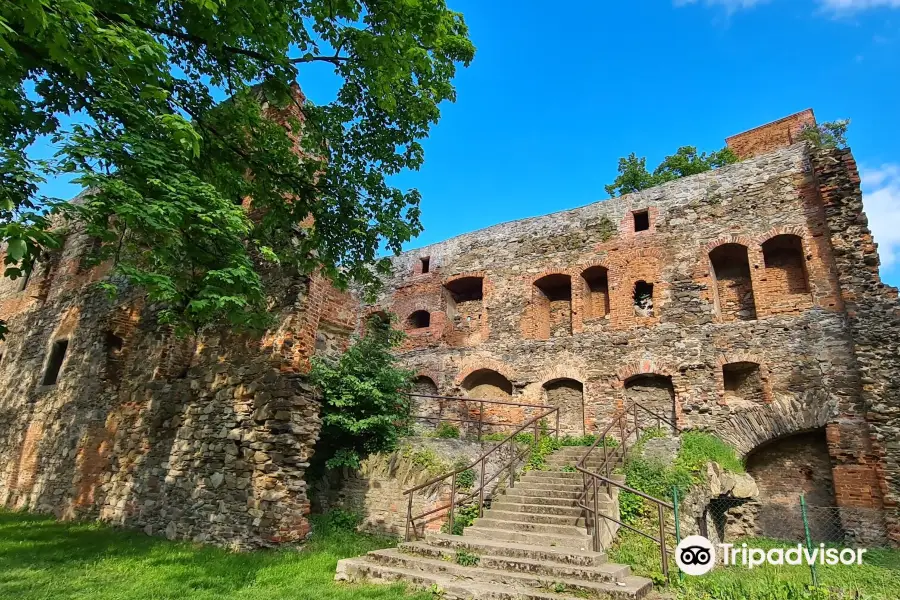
675,535,868,576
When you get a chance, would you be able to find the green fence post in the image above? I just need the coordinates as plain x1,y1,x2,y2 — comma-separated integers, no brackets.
672,486,683,583
800,493,819,588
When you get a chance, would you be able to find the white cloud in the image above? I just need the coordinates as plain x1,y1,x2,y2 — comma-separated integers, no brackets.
674,0,900,12
821,0,900,12
674,0,770,11
861,164,900,268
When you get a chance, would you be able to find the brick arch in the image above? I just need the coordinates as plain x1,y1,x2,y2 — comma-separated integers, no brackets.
577,259,610,273
716,350,765,367
705,234,755,253
712,394,837,457
443,271,488,287
754,226,809,247
615,358,676,383
454,358,516,387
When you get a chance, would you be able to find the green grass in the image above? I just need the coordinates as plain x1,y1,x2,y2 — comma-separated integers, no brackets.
0,509,427,600
609,529,900,600
676,431,745,475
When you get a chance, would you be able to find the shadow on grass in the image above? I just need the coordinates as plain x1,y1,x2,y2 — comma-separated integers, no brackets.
0,510,424,600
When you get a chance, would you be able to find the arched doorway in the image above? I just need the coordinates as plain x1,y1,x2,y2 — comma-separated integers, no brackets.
624,374,675,425
542,379,584,436
461,369,515,435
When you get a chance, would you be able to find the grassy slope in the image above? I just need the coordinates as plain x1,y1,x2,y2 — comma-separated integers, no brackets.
0,510,426,600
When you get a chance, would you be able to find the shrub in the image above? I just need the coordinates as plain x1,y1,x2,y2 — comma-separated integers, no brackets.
323,508,362,531
310,315,414,469
434,423,460,439
454,459,476,490
441,503,480,535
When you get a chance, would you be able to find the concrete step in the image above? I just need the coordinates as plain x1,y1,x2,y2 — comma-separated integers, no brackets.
506,486,582,499
464,525,593,550
483,509,583,526
490,501,584,517
362,549,653,598
501,492,579,506
423,532,605,566
400,541,628,583
522,470,583,480
507,479,584,494
336,557,652,600
475,517,587,536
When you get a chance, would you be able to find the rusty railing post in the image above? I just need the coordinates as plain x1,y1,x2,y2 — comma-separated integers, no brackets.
437,397,443,429
478,399,484,441
508,442,515,489
479,459,486,517
406,493,413,541
592,476,601,552
658,503,669,581
634,403,640,441
556,408,560,440
449,472,457,535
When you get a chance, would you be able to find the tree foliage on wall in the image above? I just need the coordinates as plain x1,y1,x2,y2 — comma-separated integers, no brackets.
310,315,414,470
0,0,475,336
799,119,850,150
605,146,738,198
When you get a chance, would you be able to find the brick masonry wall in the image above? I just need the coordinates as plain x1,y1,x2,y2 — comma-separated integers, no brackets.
372,142,896,544
726,109,816,159
0,223,358,549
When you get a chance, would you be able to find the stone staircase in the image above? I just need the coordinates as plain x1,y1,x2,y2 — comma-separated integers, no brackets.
336,446,651,599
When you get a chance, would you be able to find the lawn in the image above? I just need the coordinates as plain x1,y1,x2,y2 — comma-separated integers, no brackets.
0,510,426,600
609,529,900,600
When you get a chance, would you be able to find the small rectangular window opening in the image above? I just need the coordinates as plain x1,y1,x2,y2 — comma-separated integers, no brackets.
420,257,431,274
42,339,69,386
633,210,650,232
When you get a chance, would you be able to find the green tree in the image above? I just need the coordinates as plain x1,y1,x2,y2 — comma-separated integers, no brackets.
798,119,850,150
1,0,475,335
605,146,738,198
309,315,414,469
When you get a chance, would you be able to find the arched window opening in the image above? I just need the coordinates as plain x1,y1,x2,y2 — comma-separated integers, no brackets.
633,281,654,317
762,235,810,296
533,274,572,338
543,378,585,436
722,361,763,403
710,244,757,322
581,266,610,320
624,374,674,425
406,310,430,329
461,369,513,399
746,429,838,541
104,331,125,382
444,276,484,332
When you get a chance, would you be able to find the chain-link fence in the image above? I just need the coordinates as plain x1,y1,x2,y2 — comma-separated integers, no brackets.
701,496,891,550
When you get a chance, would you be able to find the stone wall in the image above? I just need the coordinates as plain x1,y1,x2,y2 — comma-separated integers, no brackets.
371,135,897,543
314,438,518,536
0,222,358,549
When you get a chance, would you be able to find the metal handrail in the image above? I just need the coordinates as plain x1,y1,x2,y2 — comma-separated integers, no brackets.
408,392,561,441
576,402,680,580
403,402,560,541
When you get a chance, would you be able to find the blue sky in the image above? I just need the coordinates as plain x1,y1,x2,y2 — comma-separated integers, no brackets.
37,0,900,285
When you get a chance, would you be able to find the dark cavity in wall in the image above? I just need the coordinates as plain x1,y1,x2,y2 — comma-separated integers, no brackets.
624,374,675,425
723,361,764,403
710,243,757,321
534,274,572,338
633,281,654,317
762,234,810,295
406,310,430,329
444,276,483,332
633,210,650,232
42,339,69,386
746,428,841,541
581,266,610,320
543,378,585,436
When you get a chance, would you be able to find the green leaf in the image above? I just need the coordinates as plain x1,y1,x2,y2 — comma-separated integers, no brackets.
7,239,26,262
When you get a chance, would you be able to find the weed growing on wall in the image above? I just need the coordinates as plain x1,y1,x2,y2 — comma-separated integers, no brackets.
620,430,743,524
310,315,415,470
433,423,460,439
441,503,480,535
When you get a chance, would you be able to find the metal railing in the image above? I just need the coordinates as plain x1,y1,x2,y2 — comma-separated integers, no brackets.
576,402,680,580
403,401,560,541
409,392,561,441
